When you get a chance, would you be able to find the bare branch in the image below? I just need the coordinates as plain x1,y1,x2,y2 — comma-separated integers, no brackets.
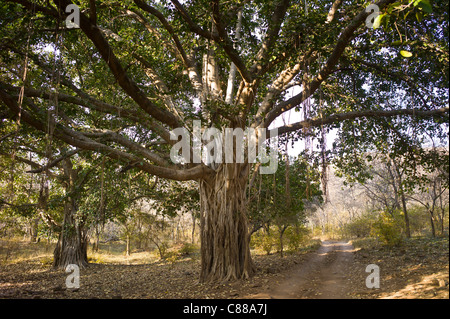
27,149,80,174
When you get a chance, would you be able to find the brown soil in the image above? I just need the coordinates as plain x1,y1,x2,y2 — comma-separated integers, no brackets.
246,240,356,298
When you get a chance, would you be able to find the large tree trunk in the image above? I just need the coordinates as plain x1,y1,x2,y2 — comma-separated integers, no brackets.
53,158,89,269
53,197,89,269
199,163,256,282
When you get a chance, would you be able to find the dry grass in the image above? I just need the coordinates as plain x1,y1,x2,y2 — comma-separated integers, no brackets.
0,239,54,265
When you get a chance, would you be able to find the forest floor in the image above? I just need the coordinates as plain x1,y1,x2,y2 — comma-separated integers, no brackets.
0,237,448,299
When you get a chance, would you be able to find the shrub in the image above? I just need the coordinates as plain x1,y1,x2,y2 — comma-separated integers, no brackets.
284,225,311,250
165,250,180,267
343,213,376,238
179,242,198,256
153,241,169,259
251,229,277,255
371,211,404,246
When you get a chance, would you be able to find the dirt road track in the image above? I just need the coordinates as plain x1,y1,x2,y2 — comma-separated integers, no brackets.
248,240,356,299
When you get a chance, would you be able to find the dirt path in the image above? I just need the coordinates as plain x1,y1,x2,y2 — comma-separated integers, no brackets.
248,240,356,299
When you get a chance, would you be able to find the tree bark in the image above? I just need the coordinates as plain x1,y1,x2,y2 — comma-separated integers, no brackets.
199,163,256,282
400,191,411,238
278,225,288,258
393,163,411,238
429,210,436,238
53,158,89,269
53,196,89,269
29,217,39,243
191,211,196,244
126,234,131,256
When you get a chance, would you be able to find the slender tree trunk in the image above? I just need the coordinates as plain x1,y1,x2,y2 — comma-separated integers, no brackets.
29,217,39,243
93,226,100,252
439,195,445,236
429,210,436,238
393,164,411,238
400,192,411,238
278,225,288,258
126,234,131,256
191,212,196,244
199,163,256,282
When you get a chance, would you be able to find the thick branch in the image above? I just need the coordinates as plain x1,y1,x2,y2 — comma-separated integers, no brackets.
171,0,253,83
326,0,344,23
82,129,170,167
250,0,290,75
254,51,315,127
1,82,173,144
129,3,204,103
27,149,80,174
133,0,189,66
55,0,181,128
225,8,243,104
0,88,212,181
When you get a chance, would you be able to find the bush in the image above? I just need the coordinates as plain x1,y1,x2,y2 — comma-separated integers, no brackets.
165,250,180,266
371,211,404,246
252,225,312,255
251,229,277,255
179,242,198,256
284,225,311,250
343,213,377,238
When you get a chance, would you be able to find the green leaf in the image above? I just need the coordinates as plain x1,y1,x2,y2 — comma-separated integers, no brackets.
373,13,386,29
414,0,433,13
416,11,423,22
400,50,413,58
383,14,391,30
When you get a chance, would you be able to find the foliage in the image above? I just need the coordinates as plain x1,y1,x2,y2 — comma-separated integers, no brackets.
178,242,198,256
248,151,322,234
371,211,405,246
251,229,277,255
342,211,378,238
251,224,312,255
283,224,312,251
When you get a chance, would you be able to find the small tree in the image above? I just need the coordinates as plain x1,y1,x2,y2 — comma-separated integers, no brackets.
249,151,322,256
